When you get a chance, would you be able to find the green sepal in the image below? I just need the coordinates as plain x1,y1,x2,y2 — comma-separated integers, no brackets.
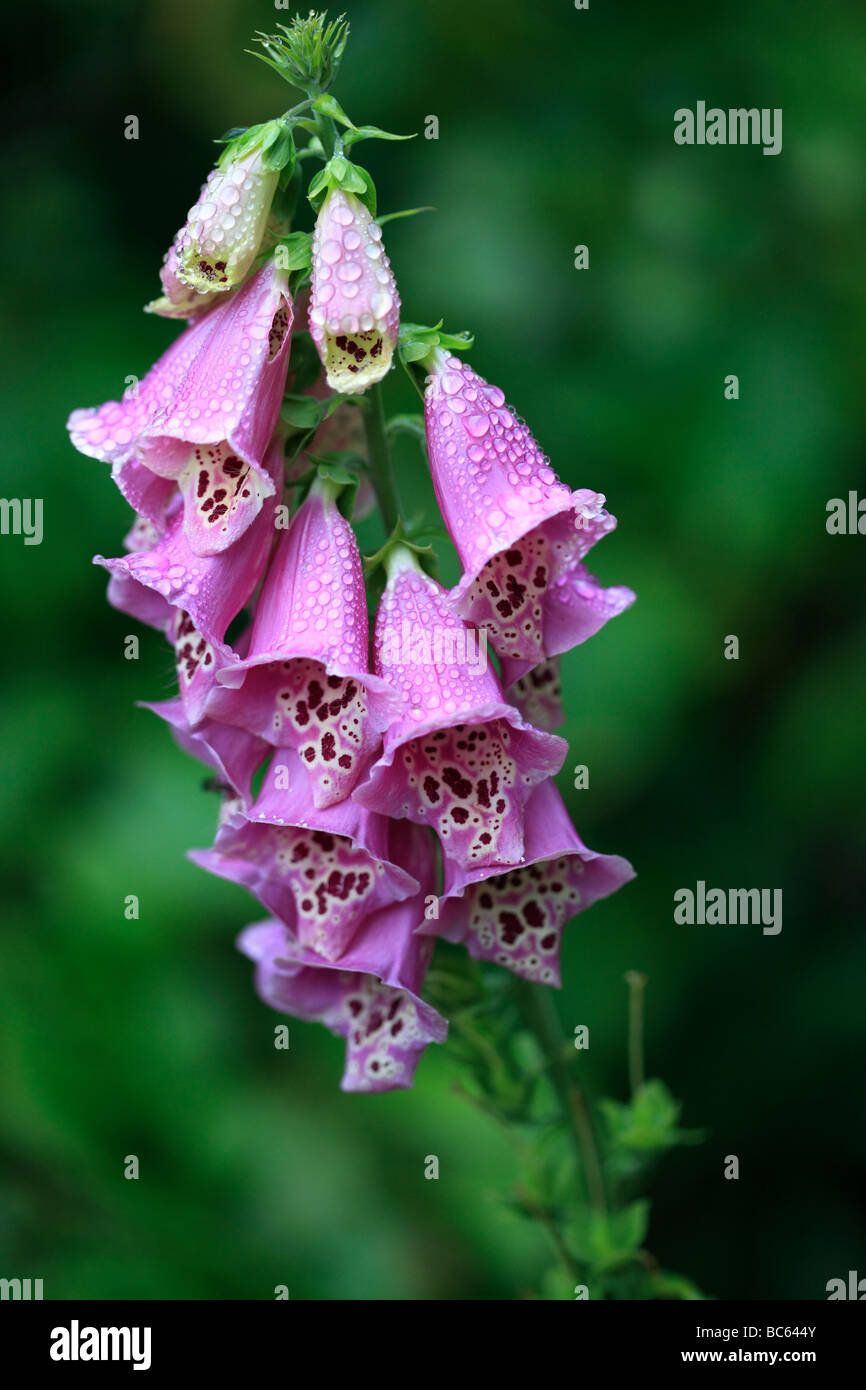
216,119,294,174
214,126,248,146
307,156,376,217
287,457,358,522
398,320,474,366
363,521,437,581
259,119,296,176
309,458,359,521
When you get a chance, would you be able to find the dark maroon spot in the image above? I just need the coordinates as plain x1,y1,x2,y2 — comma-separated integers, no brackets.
523,901,544,928
499,911,524,944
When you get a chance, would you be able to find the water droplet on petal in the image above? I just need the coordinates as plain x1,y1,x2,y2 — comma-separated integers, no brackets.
464,415,490,439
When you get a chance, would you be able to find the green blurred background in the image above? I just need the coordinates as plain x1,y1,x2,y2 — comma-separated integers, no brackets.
1,0,865,1300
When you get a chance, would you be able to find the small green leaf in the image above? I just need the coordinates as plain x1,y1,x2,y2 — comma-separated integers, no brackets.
610,1200,651,1254
280,394,325,430
376,206,435,228
564,1204,649,1274
601,1080,705,1154
275,230,312,274
310,94,357,129
343,124,416,148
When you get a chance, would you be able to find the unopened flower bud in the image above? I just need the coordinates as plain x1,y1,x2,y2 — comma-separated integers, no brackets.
309,189,399,393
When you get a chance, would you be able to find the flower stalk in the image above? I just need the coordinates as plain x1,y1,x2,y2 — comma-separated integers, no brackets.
65,7,707,1300
362,384,400,535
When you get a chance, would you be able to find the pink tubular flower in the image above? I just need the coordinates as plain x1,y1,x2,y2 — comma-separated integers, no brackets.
97,437,282,728
353,546,566,870
500,656,564,733
190,749,420,963
422,779,635,986
206,476,398,808
309,188,399,393
423,352,635,679
68,261,292,554
96,439,281,644
238,823,446,1093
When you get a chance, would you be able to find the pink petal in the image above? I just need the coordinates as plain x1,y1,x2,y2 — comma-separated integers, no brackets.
206,485,398,807
353,552,566,869
191,749,420,962
424,779,635,986
424,355,634,667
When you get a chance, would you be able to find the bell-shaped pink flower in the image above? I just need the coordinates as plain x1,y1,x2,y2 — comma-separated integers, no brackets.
98,440,281,728
309,189,399,394
238,822,446,1092
424,352,635,679
422,779,635,986
96,440,281,650
353,546,566,870
206,476,398,808
191,749,419,963
500,655,564,733
68,261,292,555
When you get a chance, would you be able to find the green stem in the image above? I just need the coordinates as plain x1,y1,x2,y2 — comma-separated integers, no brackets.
625,971,647,1097
362,384,400,535
517,980,607,1216
515,1185,581,1285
